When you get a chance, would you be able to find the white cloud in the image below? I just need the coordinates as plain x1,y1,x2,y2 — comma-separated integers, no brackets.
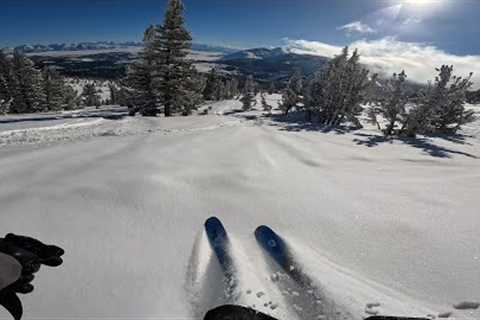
285,38,480,89
337,21,377,35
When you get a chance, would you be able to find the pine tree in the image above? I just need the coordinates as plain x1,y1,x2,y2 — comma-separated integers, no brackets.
308,47,373,128
203,68,219,100
126,25,159,116
241,75,255,111
369,71,410,136
280,69,303,116
403,66,475,136
268,82,276,95
261,92,272,114
82,83,101,107
154,0,195,116
181,69,205,115
63,85,79,110
230,77,240,99
42,67,67,111
10,51,45,113
108,83,118,105
0,51,13,103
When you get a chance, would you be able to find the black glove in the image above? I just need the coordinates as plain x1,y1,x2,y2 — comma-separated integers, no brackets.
0,234,64,320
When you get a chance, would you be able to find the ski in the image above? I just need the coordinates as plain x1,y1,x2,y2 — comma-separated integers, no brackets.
254,225,291,270
204,216,234,275
254,225,310,285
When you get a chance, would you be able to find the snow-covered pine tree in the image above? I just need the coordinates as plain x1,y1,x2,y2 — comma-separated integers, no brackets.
402,66,475,136
108,83,118,105
203,68,219,101
368,71,410,136
268,82,276,95
81,83,101,107
241,75,255,111
10,51,45,113
423,65,474,134
63,85,79,110
181,68,205,115
42,67,67,111
126,25,159,116
316,47,372,128
261,92,272,114
0,51,13,104
280,69,303,116
154,0,195,116
230,77,240,99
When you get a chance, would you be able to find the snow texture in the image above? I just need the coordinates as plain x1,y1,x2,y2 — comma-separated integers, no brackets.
0,97,479,320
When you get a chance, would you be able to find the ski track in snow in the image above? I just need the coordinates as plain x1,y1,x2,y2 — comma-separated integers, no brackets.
0,98,479,320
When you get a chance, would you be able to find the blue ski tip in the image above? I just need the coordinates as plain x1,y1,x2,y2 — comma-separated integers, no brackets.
254,225,290,268
204,217,228,245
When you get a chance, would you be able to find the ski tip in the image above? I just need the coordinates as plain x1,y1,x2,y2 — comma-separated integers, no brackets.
205,216,222,227
254,225,277,240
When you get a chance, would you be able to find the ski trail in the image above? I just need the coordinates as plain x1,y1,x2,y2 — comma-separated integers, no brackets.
185,229,237,319
287,238,438,320
227,236,293,320
185,228,294,320
255,226,345,320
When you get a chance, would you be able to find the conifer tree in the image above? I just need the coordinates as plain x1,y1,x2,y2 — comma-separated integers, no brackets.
42,67,67,111
154,0,194,116
108,83,118,105
126,25,159,116
280,69,303,115
307,47,373,128
268,82,276,95
368,71,409,136
203,68,219,100
82,83,101,107
63,85,79,110
241,75,255,111
0,52,13,103
10,51,45,113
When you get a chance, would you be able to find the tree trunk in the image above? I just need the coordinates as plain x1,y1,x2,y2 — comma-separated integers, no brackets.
164,103,172,117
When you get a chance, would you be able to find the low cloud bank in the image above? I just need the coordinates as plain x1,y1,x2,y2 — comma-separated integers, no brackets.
285,38,480,89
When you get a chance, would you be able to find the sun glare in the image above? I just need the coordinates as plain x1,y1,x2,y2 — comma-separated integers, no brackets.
402,0,444,6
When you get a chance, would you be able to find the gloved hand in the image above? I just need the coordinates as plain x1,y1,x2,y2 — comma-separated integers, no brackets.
0,234,64,320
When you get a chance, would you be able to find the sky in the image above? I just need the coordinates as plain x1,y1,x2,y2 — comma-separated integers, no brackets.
1,0,480,86
0,0,478,53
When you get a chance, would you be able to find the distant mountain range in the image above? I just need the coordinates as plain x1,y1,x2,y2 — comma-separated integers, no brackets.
220,47,329,82
1,41,238,55
3,41,330,82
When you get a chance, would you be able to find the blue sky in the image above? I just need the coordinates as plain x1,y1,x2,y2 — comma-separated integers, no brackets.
2,0,480,87
1,0,479,54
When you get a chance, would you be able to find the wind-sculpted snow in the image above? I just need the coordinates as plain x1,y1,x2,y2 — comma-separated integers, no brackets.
0,98,479,320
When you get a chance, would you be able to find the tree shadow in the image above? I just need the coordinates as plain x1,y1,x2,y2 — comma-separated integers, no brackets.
353,133,478,159
267,112,357,135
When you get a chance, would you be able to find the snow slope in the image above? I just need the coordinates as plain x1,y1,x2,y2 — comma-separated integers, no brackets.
0,99,479,320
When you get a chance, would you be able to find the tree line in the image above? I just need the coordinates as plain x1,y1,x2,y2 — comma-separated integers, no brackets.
280,47,476,137
0,51,78,114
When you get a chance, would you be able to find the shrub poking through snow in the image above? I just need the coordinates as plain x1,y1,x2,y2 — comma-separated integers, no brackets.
241,75,255,111
405,65,475,136
368,70,410,136
280,69,303,116
304,47,374,128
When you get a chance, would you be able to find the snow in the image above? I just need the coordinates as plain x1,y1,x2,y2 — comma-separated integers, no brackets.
0,97,479,320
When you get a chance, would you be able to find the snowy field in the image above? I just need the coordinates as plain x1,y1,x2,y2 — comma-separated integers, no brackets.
0,96,479,320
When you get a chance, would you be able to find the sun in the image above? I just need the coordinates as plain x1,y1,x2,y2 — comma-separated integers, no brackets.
398,0,447,13
402,0,444,5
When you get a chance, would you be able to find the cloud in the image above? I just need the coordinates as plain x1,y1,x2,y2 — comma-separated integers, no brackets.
285,38,480,89
337,21,377,35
